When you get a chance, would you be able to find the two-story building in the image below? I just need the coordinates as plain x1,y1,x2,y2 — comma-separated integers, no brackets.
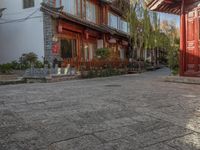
41,0,130,67
0,0,130,68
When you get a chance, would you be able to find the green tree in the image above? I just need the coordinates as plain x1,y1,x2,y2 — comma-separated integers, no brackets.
160,20,180,74
20,52,38,66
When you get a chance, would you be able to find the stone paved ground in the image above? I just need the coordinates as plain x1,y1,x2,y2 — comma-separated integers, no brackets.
0,68,200,150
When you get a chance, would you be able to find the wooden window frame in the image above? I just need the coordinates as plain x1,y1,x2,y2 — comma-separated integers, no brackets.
60,0,82,17
108,11,120,30
23,0,35,9
50,0,62,8
85,0,98,24
197,9,200,41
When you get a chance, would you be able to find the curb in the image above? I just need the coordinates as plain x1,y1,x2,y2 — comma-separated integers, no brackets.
163,76,200,85
0,79,25,85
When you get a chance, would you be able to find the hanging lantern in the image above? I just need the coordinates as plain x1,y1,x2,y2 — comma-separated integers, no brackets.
85,32,89,39
52,43,60,54
109,38,116,44
58,25,63,33
122,40,128,46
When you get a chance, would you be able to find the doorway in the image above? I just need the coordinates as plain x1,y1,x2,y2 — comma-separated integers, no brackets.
61,39,76,59
84,43,97,61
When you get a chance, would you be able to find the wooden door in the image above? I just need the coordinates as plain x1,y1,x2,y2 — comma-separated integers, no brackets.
186,10,198,74
197,8,200,72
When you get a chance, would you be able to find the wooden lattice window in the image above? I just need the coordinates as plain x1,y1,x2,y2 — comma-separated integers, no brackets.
23,0,35,9
187,20,195,41
187,11,195,41
198,10,200,40
199,19,200,40
188,11,195,18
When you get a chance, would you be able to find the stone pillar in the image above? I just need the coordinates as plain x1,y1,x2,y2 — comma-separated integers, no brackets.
43,13,55,64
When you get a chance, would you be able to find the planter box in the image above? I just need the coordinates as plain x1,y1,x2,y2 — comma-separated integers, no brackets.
0,75,18,81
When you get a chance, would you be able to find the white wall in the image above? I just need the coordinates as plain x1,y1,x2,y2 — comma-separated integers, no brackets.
0,0,44,63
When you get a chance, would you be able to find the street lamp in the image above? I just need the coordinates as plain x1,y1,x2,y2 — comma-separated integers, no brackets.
0,8,6,18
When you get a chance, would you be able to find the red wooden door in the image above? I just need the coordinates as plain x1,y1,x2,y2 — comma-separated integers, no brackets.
197,8,200,73
185,10,198,74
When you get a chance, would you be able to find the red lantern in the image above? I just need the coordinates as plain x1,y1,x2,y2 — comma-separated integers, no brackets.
58,25,63,33
85,32,89,39
52,43,59,54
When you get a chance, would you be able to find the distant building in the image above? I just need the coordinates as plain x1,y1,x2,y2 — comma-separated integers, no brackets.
0,0,44,63
0,0,130,68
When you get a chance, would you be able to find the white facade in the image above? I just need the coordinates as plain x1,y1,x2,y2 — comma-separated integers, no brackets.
0,0,44,63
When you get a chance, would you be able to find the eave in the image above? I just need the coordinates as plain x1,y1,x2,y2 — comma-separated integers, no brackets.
40,3,129,39
146,0,182,15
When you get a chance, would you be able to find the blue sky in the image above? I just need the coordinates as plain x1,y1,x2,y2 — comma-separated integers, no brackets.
160,13,180,28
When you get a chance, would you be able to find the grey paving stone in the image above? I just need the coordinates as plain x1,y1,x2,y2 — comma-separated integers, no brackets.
49,135,102,150
94,126,137,142
78,122,110,134
10,130,38,141
81,144,116,150
106,138,141,150
125,125,193,148
153,125,194,141
35,121,83,144
131,114,158,122
140,143,176,150
124,131,161,148
165,133,200,150
0,68,200,149
105,117,137,128
127,119,173,134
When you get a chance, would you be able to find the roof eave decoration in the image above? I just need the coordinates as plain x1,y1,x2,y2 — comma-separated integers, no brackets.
146,0,182,15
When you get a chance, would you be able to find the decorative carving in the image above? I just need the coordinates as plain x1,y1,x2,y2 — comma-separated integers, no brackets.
188,64,195,70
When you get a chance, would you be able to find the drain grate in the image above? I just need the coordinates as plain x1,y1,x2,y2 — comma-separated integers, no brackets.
104,84,121,87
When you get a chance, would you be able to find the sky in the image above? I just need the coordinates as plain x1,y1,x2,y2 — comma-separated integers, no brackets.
160,13,180,28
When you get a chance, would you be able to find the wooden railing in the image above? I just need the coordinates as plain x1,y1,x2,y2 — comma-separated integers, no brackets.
61,59,129,71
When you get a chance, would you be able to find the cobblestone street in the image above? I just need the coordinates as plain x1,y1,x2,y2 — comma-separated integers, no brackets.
0,68,200,150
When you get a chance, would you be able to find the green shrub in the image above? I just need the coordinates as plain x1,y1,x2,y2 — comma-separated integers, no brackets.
20,52,38,65
167,46,179,75
83,68,123,78
0,63,13,74
19,52,44,69
34,60,44,68
96,48,110,59
0,52,44,72
10,60,23,70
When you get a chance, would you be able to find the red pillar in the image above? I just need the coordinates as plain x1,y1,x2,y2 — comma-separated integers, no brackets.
179,0,186,76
